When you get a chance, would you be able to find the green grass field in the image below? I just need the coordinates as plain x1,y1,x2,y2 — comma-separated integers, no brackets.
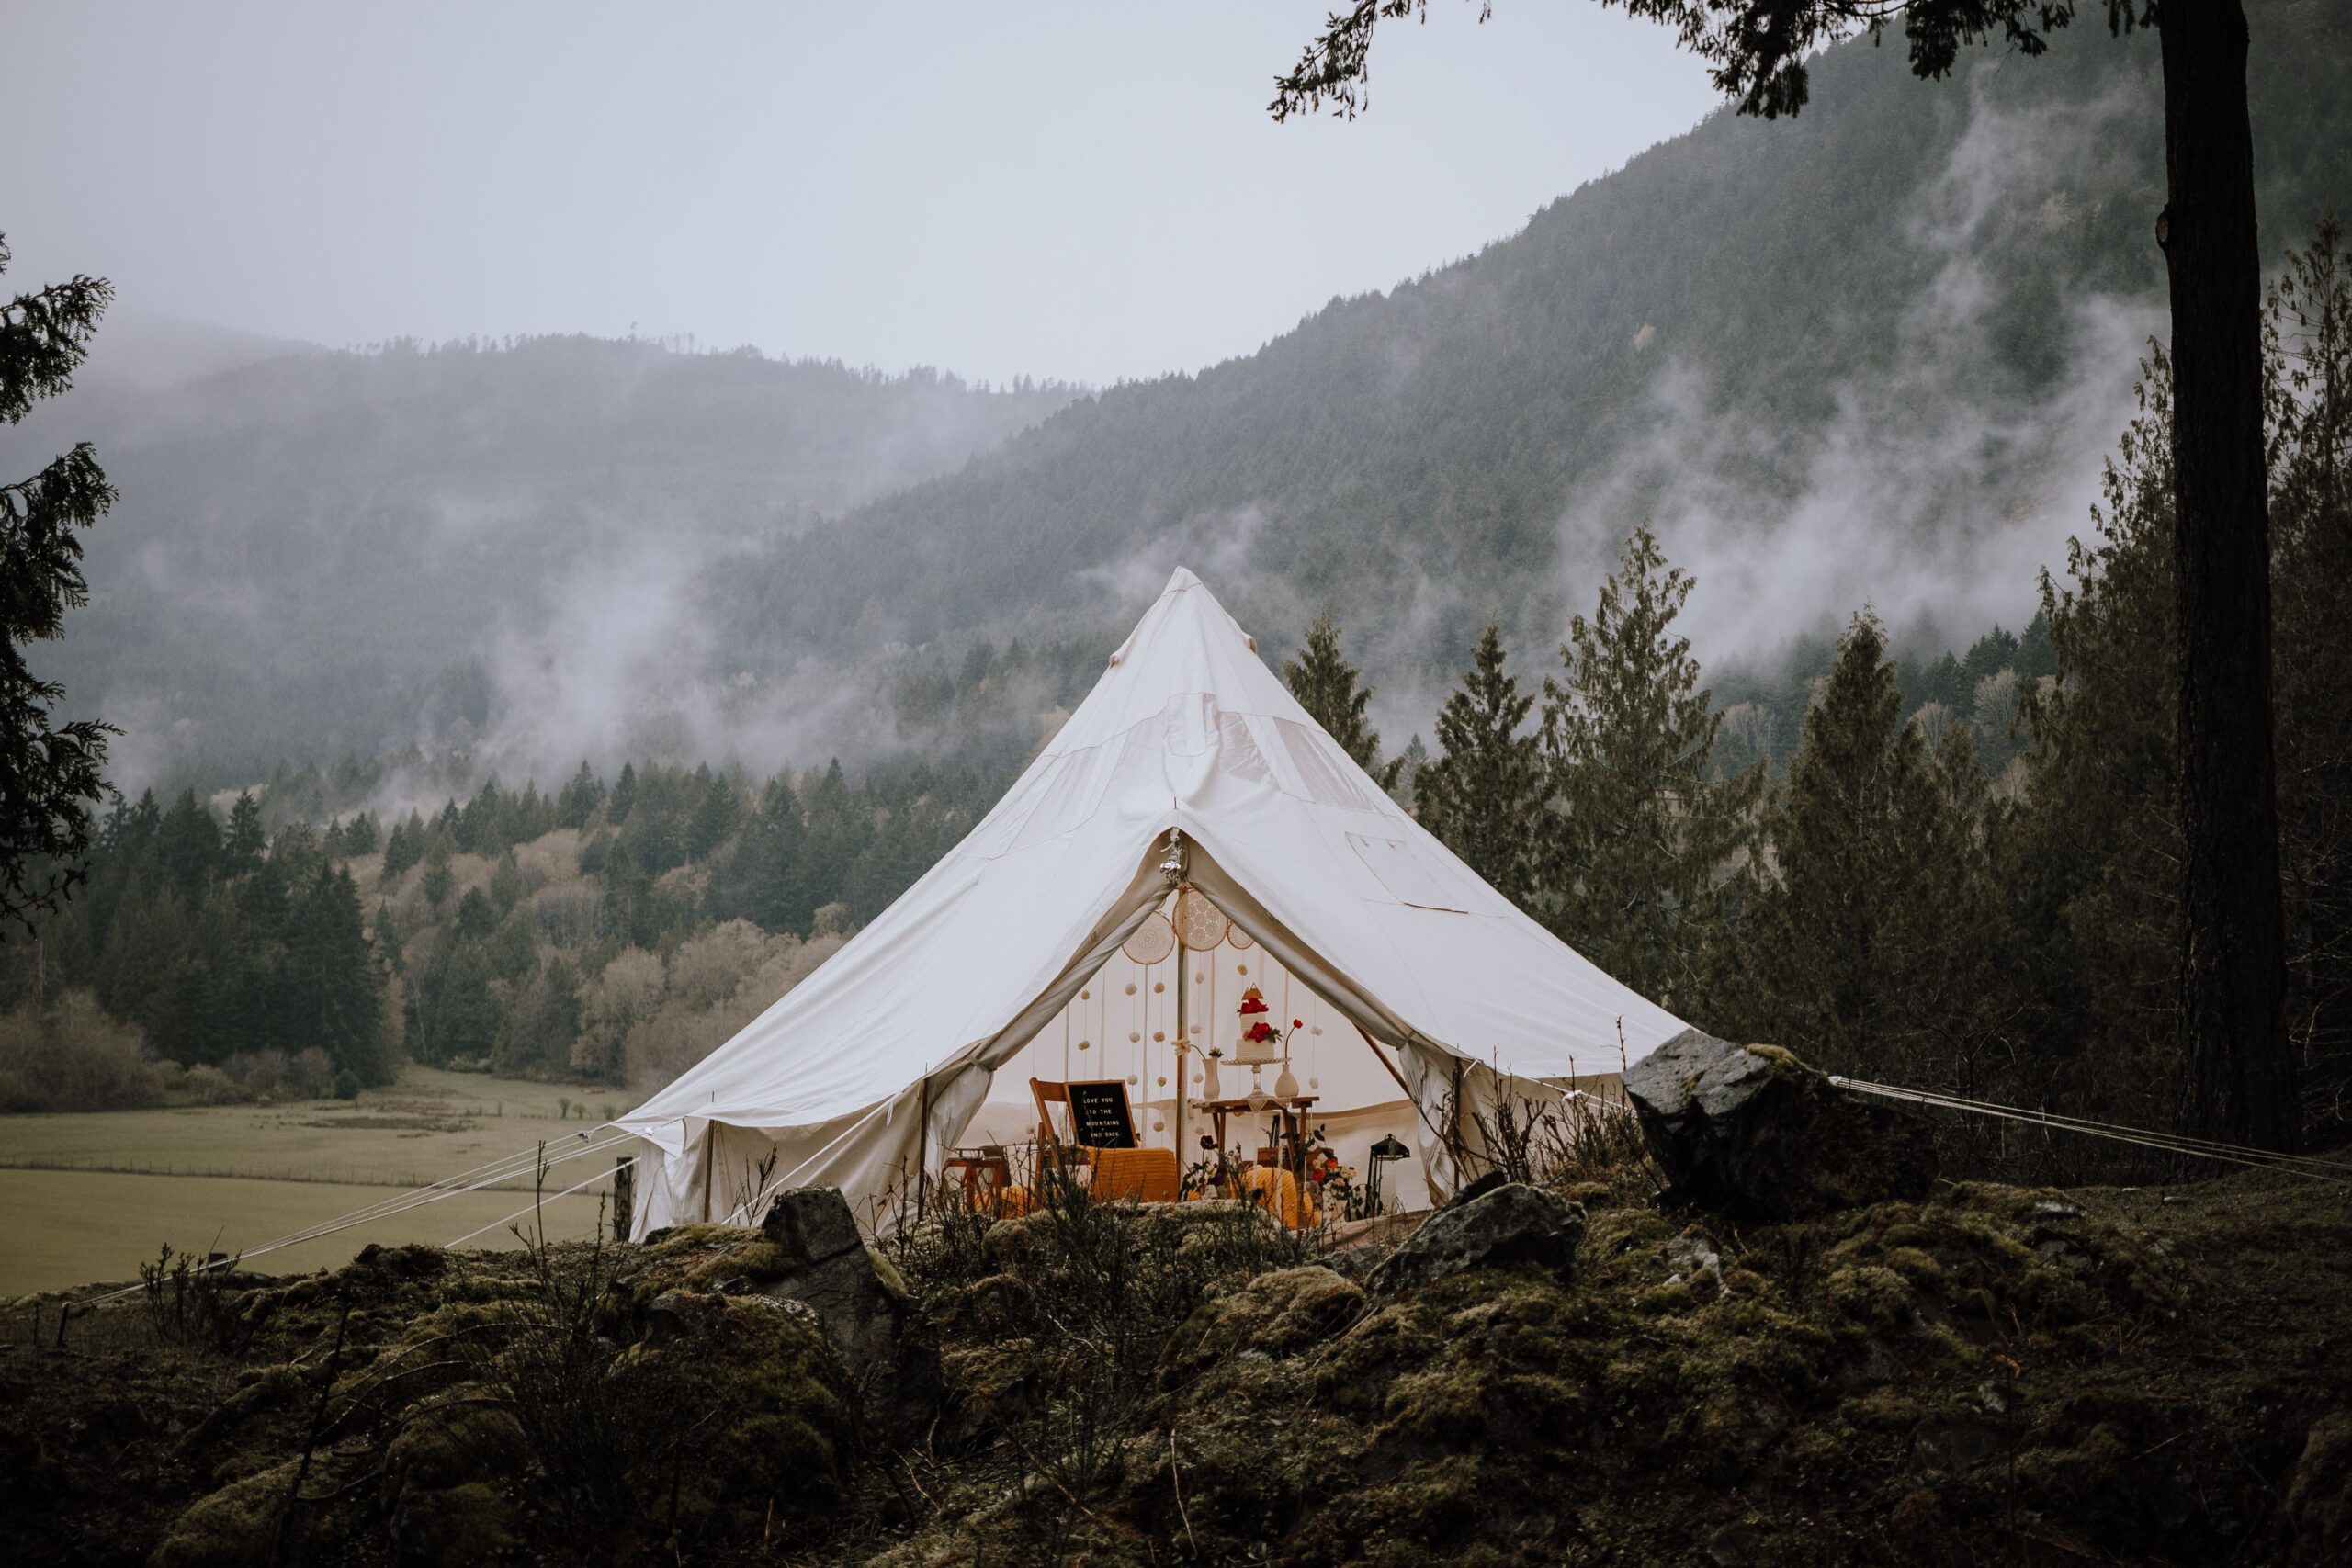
0,1066,637,1298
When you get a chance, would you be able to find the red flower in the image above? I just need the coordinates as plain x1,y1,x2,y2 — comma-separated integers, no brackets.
1292,1019,1303,1029
1244,1021,1278,1043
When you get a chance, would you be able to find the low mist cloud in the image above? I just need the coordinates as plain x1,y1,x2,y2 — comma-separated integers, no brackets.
1555,74,2162,664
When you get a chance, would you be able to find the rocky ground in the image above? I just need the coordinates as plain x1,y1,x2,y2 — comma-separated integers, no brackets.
6,1039,2351,1565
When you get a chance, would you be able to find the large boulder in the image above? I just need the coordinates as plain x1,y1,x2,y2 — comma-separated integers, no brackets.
608,1291,859,1540
754,1187,943,1441
1623,1030,1937,1222
1369,1181,1585,1295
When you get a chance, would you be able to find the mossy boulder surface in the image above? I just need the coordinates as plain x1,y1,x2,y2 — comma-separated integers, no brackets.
1625,1028,1939,1220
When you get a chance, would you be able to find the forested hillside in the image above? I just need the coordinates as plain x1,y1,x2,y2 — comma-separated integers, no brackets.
717,0,2351,686
0,752,1028,1111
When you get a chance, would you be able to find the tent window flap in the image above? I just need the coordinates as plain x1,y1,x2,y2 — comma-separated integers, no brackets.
1345,832,1467,913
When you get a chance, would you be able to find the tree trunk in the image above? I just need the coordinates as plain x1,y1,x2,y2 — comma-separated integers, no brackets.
2159,0,2297,1148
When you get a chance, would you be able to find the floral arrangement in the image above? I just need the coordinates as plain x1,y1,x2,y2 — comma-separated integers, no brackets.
1302,1130,1362,1219
1237,987,1304,1050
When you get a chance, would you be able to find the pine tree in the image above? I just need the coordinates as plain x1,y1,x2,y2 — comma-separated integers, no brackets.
158,791,222,901
288,865,387,1083
555,762,605,830
1415,624,1541,907
608,762,639,826
420,848,455,910
223,792,266,876
1282,613,1402,790
379,818,418,884
1539,525,1758,1008
1,237,117,931
708,774,807,931
1715,613,1948,1075
684,764,741,863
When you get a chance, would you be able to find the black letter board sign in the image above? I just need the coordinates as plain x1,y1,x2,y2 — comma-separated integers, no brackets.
1066,1080,1136,1149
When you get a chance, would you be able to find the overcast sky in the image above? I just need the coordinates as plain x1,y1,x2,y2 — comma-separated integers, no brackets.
7,2,1721,387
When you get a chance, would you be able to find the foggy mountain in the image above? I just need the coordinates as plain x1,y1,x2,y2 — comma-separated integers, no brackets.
5,333,1077,784
18,0,2351,794
715,0,2350,724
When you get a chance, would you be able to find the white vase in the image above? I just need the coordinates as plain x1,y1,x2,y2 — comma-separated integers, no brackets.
1273,1061,1299,1100
1200,1051,1222,1101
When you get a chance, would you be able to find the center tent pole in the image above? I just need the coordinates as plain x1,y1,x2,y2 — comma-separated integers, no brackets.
1172,925,1189,1169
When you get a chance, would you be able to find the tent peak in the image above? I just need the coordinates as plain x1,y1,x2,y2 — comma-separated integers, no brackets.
1108,567,1257,669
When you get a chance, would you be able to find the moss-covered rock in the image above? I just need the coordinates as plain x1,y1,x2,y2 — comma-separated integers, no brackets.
1162,1264,1364,1383
608,1290,857,1540
152,1460,299,1568
2284,1412,2352,1564
1624,1029,1939,1221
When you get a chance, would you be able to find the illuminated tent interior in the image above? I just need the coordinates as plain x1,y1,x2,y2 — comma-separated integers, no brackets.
619,569,1690,1234
959,890,1442,1213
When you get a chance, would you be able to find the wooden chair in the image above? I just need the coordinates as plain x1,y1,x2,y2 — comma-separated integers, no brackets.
1030,1077,1074,1151
1028,1077,1179,1202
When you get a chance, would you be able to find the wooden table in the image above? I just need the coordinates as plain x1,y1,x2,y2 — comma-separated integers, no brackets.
1195,1096,1320,1188
940,1149,1011,1206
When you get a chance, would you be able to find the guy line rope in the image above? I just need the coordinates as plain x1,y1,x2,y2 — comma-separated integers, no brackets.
67,1126,636,1307
1827,1077,2352,1186
62,1066,2352,1313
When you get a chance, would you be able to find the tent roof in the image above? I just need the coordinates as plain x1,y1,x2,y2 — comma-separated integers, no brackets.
623,568,1685,1153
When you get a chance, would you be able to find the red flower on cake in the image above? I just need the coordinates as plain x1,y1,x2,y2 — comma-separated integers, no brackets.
1237,985,1271,1017
1244,1020,1279,1044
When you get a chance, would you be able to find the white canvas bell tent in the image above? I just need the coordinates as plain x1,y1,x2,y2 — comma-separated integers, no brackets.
618,568,1689,1234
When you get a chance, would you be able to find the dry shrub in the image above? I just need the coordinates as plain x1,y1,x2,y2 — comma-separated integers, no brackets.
1436,1063,1657,1197
0,990,167,1111
524,877,601,947
619,928,846,1089
509,827,581,885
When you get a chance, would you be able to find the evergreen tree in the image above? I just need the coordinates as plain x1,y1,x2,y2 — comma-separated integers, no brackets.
380,812,424,883
419,848,455,909
2010,222,2352,1142
1538,525,1758,1008
684,764,741,863
1,236,117,931
1714,614,1949,1075
158,791,221,901
556,762,605,830
458,776,503,855
343,810,379,856
708,774,806,931
608,761,639,825
796,760,870,931
454,886,497,941
1415,624,1541,906
288,865,387,1083
1282,613,1402,789
223,792,266,876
